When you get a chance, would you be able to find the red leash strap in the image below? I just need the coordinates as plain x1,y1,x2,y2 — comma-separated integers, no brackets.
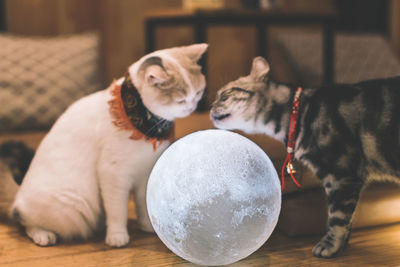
281,86,303,191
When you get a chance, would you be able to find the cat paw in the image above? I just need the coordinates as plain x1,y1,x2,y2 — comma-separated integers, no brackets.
105,231,130,248
26,227,57,247
312,233,345,258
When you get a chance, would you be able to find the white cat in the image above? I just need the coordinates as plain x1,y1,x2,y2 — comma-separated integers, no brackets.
8,43,208,247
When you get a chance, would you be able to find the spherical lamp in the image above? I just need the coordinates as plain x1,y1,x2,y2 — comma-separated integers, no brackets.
147,130,281,266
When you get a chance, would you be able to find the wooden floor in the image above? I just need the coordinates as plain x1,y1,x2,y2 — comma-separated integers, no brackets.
1,201,400,267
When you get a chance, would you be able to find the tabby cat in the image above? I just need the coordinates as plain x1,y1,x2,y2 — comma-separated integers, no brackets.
210,56,400,258
3,44,207,247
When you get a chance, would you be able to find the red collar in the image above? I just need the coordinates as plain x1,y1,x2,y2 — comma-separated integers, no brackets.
281,86,303,191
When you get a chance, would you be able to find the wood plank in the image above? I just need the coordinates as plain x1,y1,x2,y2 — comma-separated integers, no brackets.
390,0,400,58
98,0,182,82
5,0,98,35
6,0,58,35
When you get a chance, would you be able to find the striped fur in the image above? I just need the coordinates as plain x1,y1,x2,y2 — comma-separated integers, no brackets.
211,57,400,258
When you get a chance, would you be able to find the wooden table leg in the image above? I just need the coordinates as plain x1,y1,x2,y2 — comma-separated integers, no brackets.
194,20,208,111
323,23,335,84
0,0,6,32
145,20,156,53
257,24,267,58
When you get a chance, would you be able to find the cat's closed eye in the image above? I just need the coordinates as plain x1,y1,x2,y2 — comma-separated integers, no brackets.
176,99,186,104
219,94,229,102
232,87,255,96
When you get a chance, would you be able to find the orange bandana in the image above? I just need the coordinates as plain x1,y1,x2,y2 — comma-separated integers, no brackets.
108,73,174,151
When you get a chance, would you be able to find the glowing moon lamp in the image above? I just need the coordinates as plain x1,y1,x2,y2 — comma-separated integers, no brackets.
147,129,281,266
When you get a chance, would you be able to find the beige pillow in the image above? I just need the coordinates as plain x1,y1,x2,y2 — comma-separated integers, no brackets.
0,32,104,132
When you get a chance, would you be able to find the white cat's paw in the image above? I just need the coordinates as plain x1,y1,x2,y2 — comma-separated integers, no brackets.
26,227,57,247
105,230,130,248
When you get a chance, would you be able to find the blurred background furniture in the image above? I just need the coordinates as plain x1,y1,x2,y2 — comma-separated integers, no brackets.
144,6,337,110
2,0,399,104
273,31,400,86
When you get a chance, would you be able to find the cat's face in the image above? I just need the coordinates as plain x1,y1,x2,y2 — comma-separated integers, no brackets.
210,57,270,132
132,44,207,121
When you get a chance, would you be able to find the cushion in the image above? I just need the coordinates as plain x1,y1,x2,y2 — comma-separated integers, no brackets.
273,30,400,86
0,32,104,132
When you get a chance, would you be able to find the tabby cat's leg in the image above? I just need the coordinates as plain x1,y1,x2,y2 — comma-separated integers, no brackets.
313,174,363,258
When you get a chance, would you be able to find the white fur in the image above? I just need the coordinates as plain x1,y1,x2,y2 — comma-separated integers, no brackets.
10,44,207,247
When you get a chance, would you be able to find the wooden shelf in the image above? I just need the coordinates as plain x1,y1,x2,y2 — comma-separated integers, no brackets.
145,7,337,25
146,7,337,19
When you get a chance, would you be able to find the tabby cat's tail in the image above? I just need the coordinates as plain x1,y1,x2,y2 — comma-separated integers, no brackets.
0,141,34,185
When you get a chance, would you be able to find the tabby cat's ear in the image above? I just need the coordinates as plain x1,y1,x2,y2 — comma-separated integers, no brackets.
182,43,208,62
250,56,270,82
145,65,169,87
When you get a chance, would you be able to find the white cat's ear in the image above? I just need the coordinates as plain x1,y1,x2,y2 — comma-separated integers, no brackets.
145,65,169,87
250,56,270,82
182,43,208,62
